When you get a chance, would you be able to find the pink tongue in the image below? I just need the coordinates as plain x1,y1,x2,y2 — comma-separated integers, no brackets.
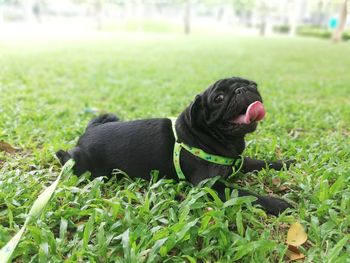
232,101,266,124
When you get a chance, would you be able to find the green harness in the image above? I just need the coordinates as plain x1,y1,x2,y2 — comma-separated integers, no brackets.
170,118,243,180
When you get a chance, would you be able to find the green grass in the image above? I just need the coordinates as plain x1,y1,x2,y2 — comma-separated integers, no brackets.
0,34,350,262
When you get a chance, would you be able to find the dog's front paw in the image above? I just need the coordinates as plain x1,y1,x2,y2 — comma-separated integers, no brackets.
269,159,296,171
284,159,296,169
260,196,292,216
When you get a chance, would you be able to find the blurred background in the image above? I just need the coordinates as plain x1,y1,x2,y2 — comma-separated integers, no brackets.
0,0,348,42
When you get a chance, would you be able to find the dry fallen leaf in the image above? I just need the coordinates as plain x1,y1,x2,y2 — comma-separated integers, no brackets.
342,129,350,137
286,249,305,260
275,148,283,158
286,222,308,261
287,222,307,246
279,185,290,192
0,141,17,154
288,244,301,254
272,177,281,185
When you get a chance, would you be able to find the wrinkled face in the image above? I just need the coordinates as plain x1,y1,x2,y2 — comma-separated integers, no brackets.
190,77,265,137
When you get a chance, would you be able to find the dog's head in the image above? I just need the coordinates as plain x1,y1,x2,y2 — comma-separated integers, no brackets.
189,77,265,138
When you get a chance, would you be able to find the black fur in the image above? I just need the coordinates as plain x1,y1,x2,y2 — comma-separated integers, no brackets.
56,77,294,215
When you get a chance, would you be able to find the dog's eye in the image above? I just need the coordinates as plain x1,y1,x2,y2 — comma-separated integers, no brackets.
214,94,224,103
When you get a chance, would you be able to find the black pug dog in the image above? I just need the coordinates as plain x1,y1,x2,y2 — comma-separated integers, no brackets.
56,77,293,215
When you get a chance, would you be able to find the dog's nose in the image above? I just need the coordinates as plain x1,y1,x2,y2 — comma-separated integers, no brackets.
235,87,246,95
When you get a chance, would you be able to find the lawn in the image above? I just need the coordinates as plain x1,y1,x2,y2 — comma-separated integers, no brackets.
0,34,349,262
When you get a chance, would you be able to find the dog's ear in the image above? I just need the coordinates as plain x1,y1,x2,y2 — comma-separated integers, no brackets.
189,94,204,126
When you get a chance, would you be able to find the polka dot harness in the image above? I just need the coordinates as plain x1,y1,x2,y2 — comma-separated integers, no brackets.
170,118,243,180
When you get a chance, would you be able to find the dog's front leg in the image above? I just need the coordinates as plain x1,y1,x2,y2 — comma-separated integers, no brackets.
211,181,292,216
241,157,295,173
187,167,292,215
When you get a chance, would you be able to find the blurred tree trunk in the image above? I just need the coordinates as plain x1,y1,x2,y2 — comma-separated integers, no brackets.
136,0,144,32
0,5,3,26
258,1,268,36
217,6,224,22
32,0,42,24
316,0,325,27
216,0,225,22
289,0,303,36
184,0,191,35
94,0,102,31
332,0,348,43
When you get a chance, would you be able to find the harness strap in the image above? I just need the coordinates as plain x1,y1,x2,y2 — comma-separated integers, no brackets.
170,118,243,180
171,118,186,180
173,139,186,180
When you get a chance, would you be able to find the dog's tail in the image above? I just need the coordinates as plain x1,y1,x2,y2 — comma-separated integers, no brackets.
86,113,120,130
56,149,71,166
56,148,89,176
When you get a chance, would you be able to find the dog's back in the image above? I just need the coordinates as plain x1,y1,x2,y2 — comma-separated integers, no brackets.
56,116,177,179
